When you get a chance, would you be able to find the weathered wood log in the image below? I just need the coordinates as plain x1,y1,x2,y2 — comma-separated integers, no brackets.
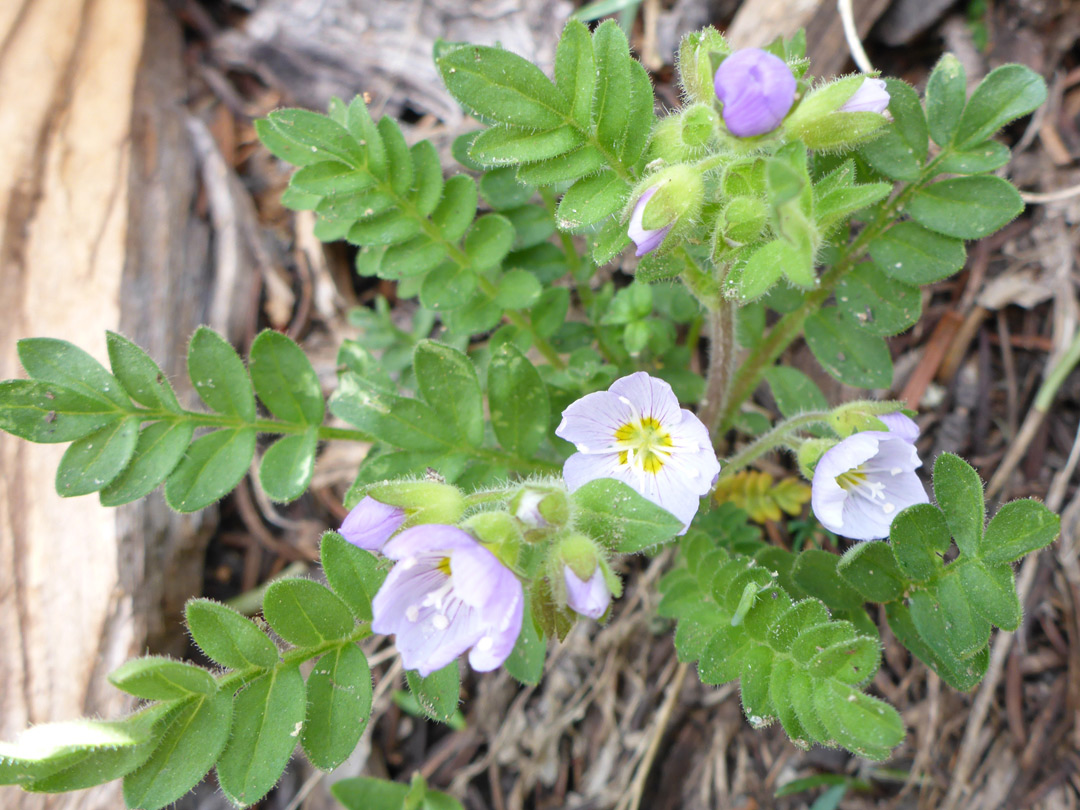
0,1,217,807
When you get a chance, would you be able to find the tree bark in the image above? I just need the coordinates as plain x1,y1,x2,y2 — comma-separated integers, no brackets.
0,1,214,807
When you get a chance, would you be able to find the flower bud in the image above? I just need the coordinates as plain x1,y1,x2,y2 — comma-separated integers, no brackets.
627,164,704,257
713,49,796,137
510,486,569,531
461,510,523,567
339,496,406,551
677,27,731,105
628,187,672,256
361,481,466,528
840,78,890,113
563,565,611,620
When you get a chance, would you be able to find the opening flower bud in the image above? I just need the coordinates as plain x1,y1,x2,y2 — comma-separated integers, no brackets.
511,486,569,531
627,165,704,257
713,48,797,137
339,496,407,551
461,511,523,567
362,481,466,528
555,534,612,620
839,77,890,114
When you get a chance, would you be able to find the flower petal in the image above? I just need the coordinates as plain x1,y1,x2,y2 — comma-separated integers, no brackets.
468,574,523,672
381,524,477,561
564,566,611,620
555,390,632,453
713,48,797,137
878,412,920,443
339,496,406,551
608,372,682,427
562,451,624,493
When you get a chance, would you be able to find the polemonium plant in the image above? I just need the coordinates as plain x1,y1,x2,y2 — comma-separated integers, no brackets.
0,19,1062,808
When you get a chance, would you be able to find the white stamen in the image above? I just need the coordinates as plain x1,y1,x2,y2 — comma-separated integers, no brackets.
882,502,895,514
422,580,455,611
476,636,493,651
405,605,420,622
432,614,449,630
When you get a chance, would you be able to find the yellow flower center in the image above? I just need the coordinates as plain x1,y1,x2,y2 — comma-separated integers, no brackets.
614,416,674,474
835,468,868,491
436,557,452,577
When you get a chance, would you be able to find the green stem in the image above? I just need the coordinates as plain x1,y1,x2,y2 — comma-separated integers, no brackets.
719,409,832,477
1035,326,1080,411
715,155,948,434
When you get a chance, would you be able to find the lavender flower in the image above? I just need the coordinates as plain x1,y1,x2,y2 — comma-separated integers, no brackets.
371,525,523,676
563,565,611,620
627,187,673,256
339,496,406,551
840,77,890,114
555,372,721,532
713,48,797,137
811,413,928,541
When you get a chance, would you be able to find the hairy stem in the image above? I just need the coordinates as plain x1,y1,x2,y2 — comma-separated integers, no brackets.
699,299,737,433
719,409,832,477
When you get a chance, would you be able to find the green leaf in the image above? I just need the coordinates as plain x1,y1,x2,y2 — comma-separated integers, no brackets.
804,307,893,388
837,541,906,603
487,342,550,457
346,97,386,174
937,141,1011,174
531,288,570,338
122,691,233,810
332,777,409,809
55,416,139,497
622,60,655,165
505,204,556,250
814,182,891,232
216,665,306,807
266,109,364,167
406,662,461,724
0,380,117,443
592,21,632,155
955,64,1047,149
885,600,987,691
933,452,985,558
347,210,422,246
810,635,880,685
187,327,256,420
518,145,607,186
431,175,478,242
106,331,182,412
256,118,329,167
981,498,1060,565
302,643,373,771
438,44,569,130
164,427,256,512
410,141,445,216
958,561,1021,631
249,330,325,425
464,214,515,271
420,262,477,311
572,478,684,553
18,337,130,410
835,263,922,337
907,176,1024,240
868,221,966,285
910,579,989,660
330,373,454,452
556,170,629,232
320,531,387,621
377,116,414,195
290,162,374,196
555,19,596,128
764,367,828,417
186,598,279,670
889,503,951,582
791,549,866,611
414,341,484,447
495,268,543,310
99,420,196,506
925,53,967,147
859,79,928,181
729,240,785,301
479,167,534,210
769,660,812,748
262,578,356,647
505,595,546,686
109,656,217,701
470,125,583,166
812,679,904,760
259,431,318,503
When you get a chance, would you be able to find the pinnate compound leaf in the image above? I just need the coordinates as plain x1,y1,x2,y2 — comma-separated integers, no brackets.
907,176,1024,240
413,341,484,447
185,598,279,670
17,338,130,410
259,431,318,503
99,420,195,506
0,380,117,443
249,330,325,425
932,452,984,558
122,690,233,810
262,578,356,647
406,662,461,724
804,308,893,389
108,656,217,701
487,342,550,458
55,416,139,497
981,498,1060,565
106,331,182,412
868,221,966,285
188,327,256,420
955,64,1047,149
330,372,454,453
216,665,306,807
571,478,683,553
164,427,257,512
302,644,373,771
320,531,388,622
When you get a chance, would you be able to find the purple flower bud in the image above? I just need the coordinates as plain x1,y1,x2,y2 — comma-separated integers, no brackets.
339,496,406,552
513,489,549,529
840,78,890,114
627,187,673,257
371,525,523,677
713,48,797,137
563,565,611,620
811,413,928,541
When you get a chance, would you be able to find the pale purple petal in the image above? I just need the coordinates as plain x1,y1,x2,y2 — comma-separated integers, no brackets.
396,601,485,677
877,412,920,442
713,48,796,137
448,542,514,609
468,574,523,672
556,390,633,453
562,452,625,493
627,187,673,256
609,372,683,427
339,496,406,551
564,566,611,620
370,563,444,636
381,524,477,561
840,78,890,114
